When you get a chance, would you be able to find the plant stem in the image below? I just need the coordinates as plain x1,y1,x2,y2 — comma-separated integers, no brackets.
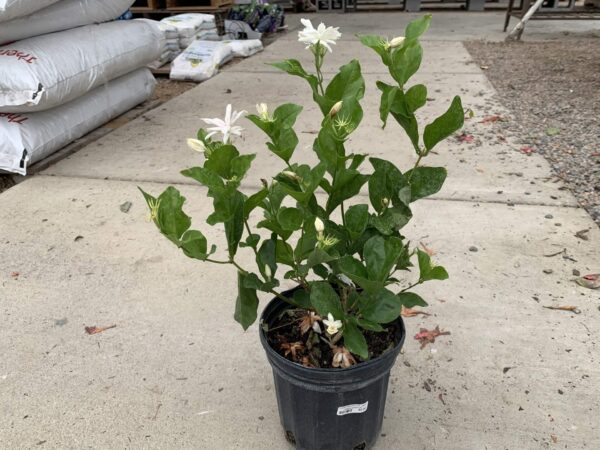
407,153,424,182
400,279,423,293
244,219,260,259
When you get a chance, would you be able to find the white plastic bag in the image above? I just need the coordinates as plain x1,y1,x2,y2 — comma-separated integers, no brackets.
170,40,232,82
0,0,60,23
0,20,163,113
0,68,156,175
0,0,136,44
225,39,263,57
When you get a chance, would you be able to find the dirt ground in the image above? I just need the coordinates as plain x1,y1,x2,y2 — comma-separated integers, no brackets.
151,77,197,103
465,38,600,226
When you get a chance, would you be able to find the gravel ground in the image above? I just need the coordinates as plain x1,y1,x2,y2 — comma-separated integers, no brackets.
464,39,600,226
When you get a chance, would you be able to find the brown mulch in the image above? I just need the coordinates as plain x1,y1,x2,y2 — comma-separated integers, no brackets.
464,39,600,226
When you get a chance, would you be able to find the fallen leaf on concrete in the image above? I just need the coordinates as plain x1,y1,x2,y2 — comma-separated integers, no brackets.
480,115,503,124
574,274,600,290
550,434,558,443
463,108,475,119
520,146,535,154
545,127,560,136
414,326,450,349
419,241,436,256
574,229,590,241
85,324,117,335
457,133,474,143
543,305,581,314
591,152,600,157
401,306,431,318
120,201,132,213
10,271,19,279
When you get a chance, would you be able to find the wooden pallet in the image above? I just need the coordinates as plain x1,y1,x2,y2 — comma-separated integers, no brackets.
131,0,165,12
165,0,233,11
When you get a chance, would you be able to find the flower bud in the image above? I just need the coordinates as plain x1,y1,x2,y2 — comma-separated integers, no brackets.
382,197,390,208
264,265,272,279
389,36,405,48
187,138,206,153
282,170,300,181
314,217,325,234
256,103,270,121
329,101,343,118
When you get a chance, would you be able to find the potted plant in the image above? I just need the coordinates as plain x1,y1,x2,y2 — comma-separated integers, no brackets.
140,14,463,450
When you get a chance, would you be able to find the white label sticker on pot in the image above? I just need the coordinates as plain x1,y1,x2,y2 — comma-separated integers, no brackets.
337,401,368,416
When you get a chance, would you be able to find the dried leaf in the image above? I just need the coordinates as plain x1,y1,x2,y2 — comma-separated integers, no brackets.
457,133,474,143
85,324,116,335
480,115,503,124
299,312,322,335
520,146,535,155
543,305,581,314
463,108,475,119
574,229,590,241
574,274,600,290
550,434,558,443
419,241,436,256
280,341,305,358
332,346,356,368
401,306,431,318
414,326,450,349
591,152,600,157
10,271,19,279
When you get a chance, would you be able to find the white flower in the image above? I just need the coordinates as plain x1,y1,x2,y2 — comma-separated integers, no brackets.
329,100,343,118
256,103,272,121
201,104,246,144
314,217,325,234
298,18,341,53
323,313,342,335
389,36,405,48
187,138,206,153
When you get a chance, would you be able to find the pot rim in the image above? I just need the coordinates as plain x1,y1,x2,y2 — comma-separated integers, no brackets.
259,289,406,375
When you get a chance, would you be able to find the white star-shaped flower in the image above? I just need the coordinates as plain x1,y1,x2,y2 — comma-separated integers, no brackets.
201,104,246,144
323,313,342,335
298,18,341,53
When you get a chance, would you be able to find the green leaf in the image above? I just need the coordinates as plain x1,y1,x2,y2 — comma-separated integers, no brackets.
257,238,278,280
180,167,224,192
309,281,344,318
398,292,428,308
277,207,304,231
406,166,447,201
234,272,259,330
140,186,191,244
363,235,404,282
273,103,303,127
325,59,365,103
417,249,449,281
326,169,369,214
336,256,382,294
405,14,431,40
271,59,319,92
223,191,245,258
360,289,402,324
343,320,368,359
179,230,209,260
231,154,256,180
204,145,239,179
357,35,390,66
376,82,420,151
244,188,268,218
345,204,369,239
276,163,327,204
391,42,422,86
368,158,409,213
275,239,295,266
356,317,384,332
299,248,334,276
370,206,412,235
405,84,427,112
291,289,312,309
423,96,464,152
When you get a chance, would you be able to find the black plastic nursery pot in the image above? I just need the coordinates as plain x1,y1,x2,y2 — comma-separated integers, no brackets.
259,294,406,450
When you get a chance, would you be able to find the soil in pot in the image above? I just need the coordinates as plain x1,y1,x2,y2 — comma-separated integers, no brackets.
265,309,401,369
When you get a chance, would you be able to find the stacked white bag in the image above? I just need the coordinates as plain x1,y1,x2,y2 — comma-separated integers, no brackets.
0,1,163,175
160,13,216,49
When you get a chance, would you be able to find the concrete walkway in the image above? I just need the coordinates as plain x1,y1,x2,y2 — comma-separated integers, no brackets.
1,13,599,449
